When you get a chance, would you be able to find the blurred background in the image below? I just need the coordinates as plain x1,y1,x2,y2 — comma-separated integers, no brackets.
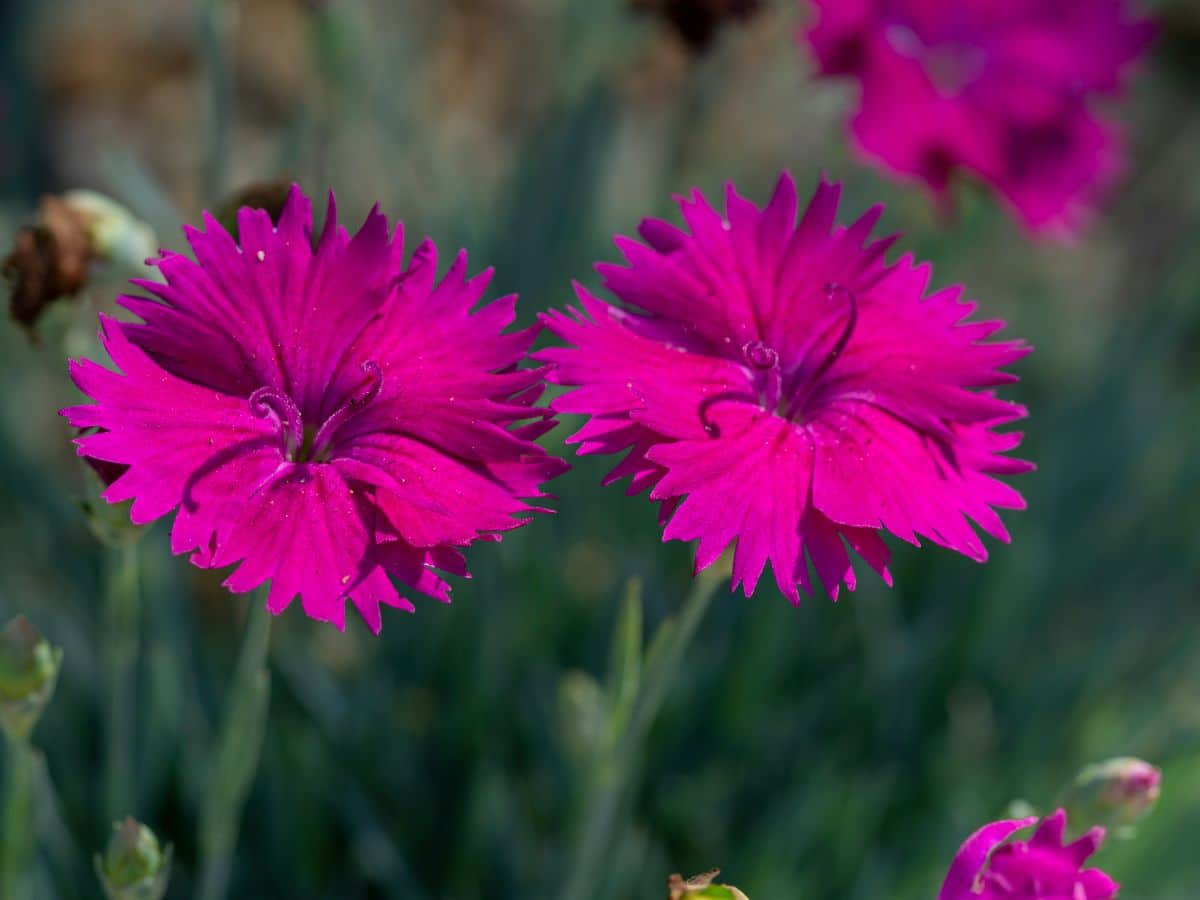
1,0,1199,897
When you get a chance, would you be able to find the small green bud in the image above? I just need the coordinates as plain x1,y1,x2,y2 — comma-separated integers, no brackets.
0,616,63,742
1062,757,1162,835
95,818,172,900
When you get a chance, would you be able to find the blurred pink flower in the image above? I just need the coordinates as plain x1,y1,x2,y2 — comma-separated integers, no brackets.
804,0,1155,238
63,186,566,632
941,809,1118,899
538,174,1030,603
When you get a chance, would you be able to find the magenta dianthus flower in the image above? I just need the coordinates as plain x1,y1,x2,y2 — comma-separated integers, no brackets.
63,187,566,632
539,174,1029,602
804,0,1155,238
940,810,1118,900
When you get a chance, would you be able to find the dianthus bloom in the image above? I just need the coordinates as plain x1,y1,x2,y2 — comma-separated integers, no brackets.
940,810,1117,900
804,0,1155,237
539,174,1029,602
63,187,566,632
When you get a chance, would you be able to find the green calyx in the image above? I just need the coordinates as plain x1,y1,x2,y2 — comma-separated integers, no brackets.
96,818,172,900
0,616,62,741
0,616,59,700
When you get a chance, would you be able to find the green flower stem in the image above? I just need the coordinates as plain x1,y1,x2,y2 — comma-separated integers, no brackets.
559,571,722,900
103,540,140,821
196,592,272,900
0,738,36,900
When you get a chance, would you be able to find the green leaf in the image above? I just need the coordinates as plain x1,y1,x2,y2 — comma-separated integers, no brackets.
606,579,643,742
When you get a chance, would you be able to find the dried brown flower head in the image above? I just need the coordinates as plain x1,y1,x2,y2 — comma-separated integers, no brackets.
3,195,93,331
630,0,762,51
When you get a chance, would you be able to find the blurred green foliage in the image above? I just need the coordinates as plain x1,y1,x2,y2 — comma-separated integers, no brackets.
1,0,1199,898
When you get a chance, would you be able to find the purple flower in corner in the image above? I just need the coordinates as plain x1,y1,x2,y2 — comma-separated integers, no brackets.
538,174,1030,603
63,186,566,632
940,810,1118,900
803,0,1155,238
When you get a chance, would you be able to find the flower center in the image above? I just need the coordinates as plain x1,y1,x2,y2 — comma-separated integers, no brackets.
249,360,384,463
742,339,783,412
698,284,859,435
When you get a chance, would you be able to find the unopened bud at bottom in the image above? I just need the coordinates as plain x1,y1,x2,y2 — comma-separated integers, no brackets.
95,818,172,900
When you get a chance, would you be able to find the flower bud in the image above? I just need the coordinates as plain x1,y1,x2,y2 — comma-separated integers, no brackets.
668,869,749,900
0,615,63,742
1063,757,1162,832
61,191,157,273
3,195,92,331
95,818,172,900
